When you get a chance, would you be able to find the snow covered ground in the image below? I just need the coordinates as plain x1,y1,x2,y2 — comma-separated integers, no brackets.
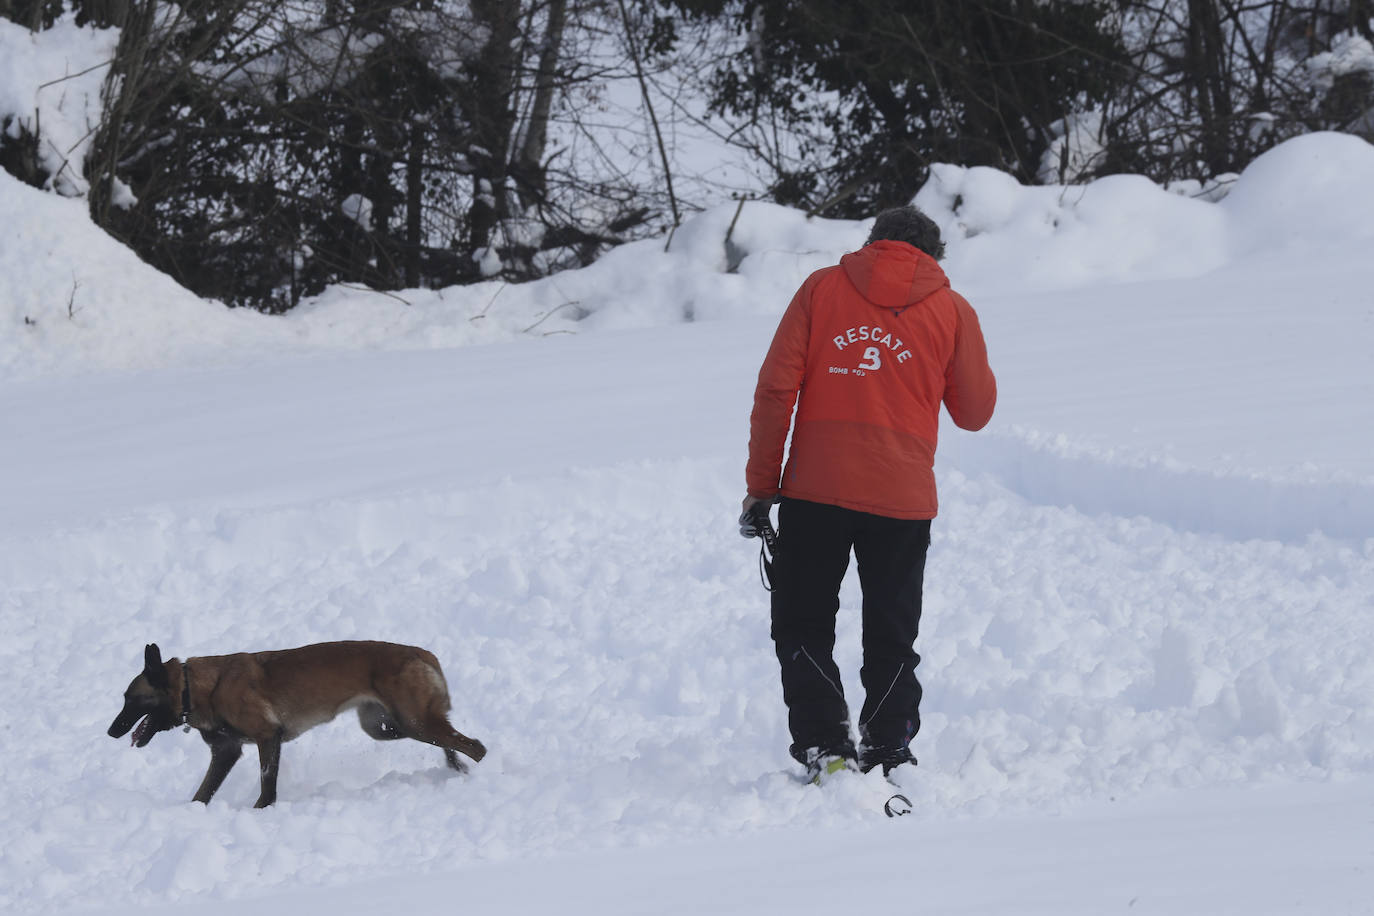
3,129,1374,914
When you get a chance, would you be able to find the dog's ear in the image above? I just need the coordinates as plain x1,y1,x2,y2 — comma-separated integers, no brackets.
143,643,169,689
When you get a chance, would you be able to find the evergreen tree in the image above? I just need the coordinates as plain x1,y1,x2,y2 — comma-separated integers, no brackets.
663,0,1128,214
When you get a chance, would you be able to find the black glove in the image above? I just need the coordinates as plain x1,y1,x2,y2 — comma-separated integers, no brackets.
739,499,774,538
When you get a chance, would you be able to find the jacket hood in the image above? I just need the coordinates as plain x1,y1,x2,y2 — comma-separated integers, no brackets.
840,239,949,310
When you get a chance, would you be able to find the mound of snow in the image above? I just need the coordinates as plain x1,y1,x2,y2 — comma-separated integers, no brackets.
0,16,118,195
0,172,282,378
914,164,1230,296
917,132,1374,298
4,128,1374,381
0,172,862,381
1221,131,1374,255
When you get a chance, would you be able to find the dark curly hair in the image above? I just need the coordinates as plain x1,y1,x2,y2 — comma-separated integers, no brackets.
865,206,945,261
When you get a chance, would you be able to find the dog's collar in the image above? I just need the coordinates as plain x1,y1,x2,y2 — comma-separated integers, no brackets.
180,661,192,728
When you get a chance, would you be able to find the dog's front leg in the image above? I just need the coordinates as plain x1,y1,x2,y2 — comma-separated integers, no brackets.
193,731,243,805
253,730,284,808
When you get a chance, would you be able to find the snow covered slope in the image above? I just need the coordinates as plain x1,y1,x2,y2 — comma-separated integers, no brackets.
2,133,1373,914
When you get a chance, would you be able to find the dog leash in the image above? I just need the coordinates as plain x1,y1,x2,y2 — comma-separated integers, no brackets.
741,500,779,591
756,516,778,592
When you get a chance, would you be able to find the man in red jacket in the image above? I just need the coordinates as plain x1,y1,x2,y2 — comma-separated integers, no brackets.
741,205,996,782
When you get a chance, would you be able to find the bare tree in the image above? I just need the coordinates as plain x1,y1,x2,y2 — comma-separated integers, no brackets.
514,0,569,207
1096,1,1374,183
72,0,680,310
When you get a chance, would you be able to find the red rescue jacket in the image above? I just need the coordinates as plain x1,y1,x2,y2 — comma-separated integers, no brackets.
746,240,996,519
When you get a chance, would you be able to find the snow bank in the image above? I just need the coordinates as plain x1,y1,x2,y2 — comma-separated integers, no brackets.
915,164,1230,294
917,131,1374,297
1220,131,1374,255
4,129,1374,383
0,173,285,377
3,14,1373,388
0,15,117,195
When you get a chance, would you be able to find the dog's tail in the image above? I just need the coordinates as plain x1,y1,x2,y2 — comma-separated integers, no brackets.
449,733,488,762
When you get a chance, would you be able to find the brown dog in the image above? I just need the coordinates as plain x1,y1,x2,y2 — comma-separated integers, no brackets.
108,641,487,807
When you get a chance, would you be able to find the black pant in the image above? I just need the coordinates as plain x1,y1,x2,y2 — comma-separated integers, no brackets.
769,498,931,764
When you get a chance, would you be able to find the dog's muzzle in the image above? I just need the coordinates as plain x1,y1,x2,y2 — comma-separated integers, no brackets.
109,707,168,746
108,708,140,739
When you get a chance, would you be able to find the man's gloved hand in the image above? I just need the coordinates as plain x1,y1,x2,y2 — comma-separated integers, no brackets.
739,495,775,538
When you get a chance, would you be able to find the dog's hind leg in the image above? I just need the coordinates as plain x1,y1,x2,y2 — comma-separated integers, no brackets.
410,708,488,770
193,730,244,805
377,660,488,770
357,702,404,741
388,700,487,770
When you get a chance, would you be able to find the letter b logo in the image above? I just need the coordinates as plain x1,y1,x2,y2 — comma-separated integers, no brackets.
859,347,882,371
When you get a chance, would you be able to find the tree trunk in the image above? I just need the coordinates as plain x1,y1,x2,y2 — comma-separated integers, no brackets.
406,121,425,289
87,0,157,228
1351,0,1373,41
467,0,521,257
514,0,567,208
1186,0,1233,176
367,143,397,286
82,0,131,28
